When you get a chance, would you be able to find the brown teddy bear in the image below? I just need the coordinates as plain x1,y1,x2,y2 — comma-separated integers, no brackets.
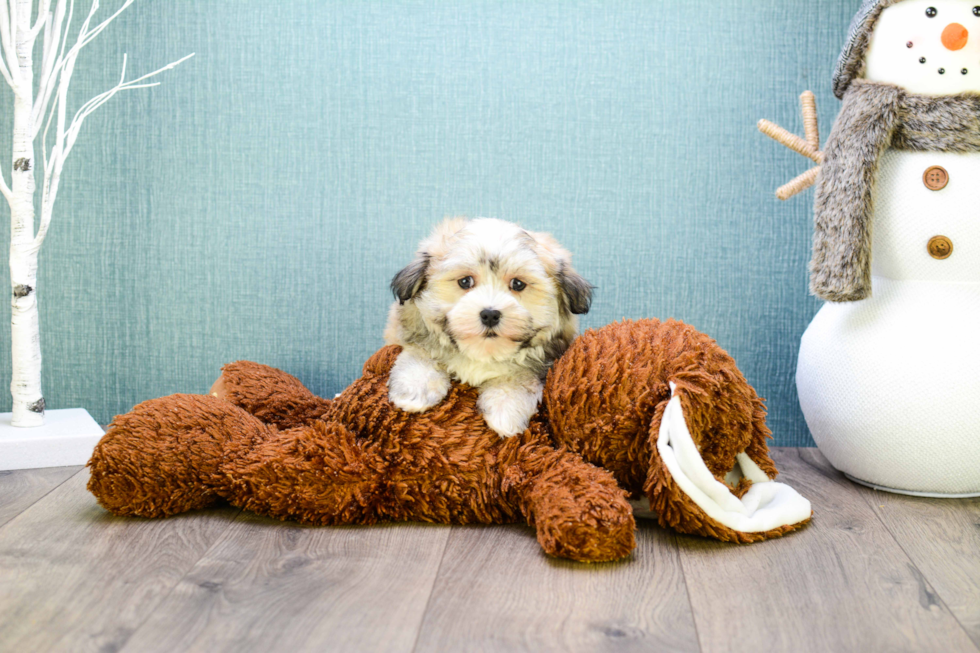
87,319,811,563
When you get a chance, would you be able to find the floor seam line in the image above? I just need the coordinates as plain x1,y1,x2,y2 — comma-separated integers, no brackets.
409,525,453,653
800,448,979,652
859,486,980,653
674,530,707,653
0,466,85,531
114,507,246,653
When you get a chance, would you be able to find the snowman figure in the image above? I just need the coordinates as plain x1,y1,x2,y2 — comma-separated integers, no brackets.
764,0,980,496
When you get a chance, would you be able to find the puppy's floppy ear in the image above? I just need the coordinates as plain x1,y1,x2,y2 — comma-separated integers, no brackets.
558,263,594,315
391,253,430,304
391,218,468,304
530,230,595,316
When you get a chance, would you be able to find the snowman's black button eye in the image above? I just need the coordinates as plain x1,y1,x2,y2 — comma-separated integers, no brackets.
974,6,980,16
939,68,946,74
921,57,928,63
926,7,938,17
963,68,970,75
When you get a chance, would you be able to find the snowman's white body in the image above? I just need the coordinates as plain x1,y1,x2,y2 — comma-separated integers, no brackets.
798,150,980,496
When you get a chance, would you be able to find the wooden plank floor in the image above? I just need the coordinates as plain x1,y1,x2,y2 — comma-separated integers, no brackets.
0,449,976,653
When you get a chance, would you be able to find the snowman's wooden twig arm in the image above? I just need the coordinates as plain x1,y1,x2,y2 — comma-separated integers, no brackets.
758,120,822,164
777,167,821,202
758,91,824,200
801,90,819,151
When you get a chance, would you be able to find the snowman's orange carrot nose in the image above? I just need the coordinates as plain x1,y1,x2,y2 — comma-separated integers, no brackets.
942,23,969,51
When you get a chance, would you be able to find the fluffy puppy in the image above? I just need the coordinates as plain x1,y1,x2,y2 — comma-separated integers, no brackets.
385,218,593,437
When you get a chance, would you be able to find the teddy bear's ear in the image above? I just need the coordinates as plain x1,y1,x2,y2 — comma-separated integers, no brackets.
645,383,812,542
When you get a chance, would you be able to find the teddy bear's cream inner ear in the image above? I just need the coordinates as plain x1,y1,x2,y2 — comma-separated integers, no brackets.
642,383,812,533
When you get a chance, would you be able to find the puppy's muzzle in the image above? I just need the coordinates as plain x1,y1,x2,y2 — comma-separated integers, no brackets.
480,309,502,329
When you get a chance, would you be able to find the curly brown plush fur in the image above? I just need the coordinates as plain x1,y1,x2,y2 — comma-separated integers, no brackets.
88,319,807,562
546,319,807,543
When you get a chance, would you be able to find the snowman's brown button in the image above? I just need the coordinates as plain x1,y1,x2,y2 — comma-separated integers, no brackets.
923,165,949,190
928,235,953,259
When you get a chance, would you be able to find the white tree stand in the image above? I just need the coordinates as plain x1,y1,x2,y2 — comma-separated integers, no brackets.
0,407,101,470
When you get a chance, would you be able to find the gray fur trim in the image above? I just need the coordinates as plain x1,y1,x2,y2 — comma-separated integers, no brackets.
892,93,980,151
812,80,980,302
832,0,903,100
813,81,901,302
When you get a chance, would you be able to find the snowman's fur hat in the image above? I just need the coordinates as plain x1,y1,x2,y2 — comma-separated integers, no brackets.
833,0,905,99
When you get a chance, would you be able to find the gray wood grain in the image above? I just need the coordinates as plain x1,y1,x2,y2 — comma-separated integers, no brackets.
864,485,980,648
2,448,979,653
677,448,978,653
0,466,81,528
0,469,239,653
413,523,700,653
120,514,451,653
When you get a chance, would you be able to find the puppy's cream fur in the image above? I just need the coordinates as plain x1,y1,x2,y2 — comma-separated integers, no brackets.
385,218,593,437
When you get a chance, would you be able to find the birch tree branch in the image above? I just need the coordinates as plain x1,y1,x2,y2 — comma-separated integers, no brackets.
0,50,13,89
35,50,195,248
75,0,132,50
34,0,136,140
0,0,21,88
29,0,50,36
0,167,11,203
33,0,71,133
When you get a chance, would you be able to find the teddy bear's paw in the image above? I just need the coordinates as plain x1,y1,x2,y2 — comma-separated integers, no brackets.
477,377,543,437
388,351,451,413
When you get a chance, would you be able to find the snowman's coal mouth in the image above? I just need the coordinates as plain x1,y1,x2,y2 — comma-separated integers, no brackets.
916,56,969,76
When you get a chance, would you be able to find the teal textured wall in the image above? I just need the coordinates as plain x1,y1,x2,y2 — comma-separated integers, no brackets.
0,0,857,445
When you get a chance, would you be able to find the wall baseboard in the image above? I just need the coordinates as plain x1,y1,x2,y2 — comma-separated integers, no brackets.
0,409,104,471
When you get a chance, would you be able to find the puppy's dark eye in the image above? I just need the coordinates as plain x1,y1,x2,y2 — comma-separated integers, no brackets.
458,276,475,290
509,279,527,292
926,6,937,17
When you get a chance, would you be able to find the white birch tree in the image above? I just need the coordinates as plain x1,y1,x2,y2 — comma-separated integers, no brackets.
0,0,191,426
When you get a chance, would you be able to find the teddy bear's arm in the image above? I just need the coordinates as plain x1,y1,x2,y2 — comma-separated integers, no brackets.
499,432,636,562
212,361,334,430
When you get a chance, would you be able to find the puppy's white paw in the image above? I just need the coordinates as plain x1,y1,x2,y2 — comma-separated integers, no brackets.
388,349,451,413
477,377,543,437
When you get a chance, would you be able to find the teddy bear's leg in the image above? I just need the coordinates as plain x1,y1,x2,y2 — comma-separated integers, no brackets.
225,419,387,526
210,361,334,429
499,435,636,562
89,394,388,526
88,394,274,518
642,383,812,543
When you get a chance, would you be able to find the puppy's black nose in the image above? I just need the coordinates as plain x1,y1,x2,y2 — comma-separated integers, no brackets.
480,309,502,328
